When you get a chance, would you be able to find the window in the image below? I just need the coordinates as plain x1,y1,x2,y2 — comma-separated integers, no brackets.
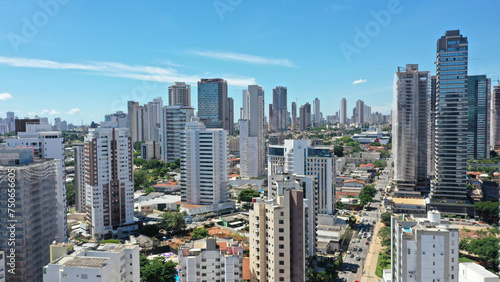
408,249,410,255
279,269,284,273
433,244,435,248
279,220,284,224
279,261,284,265
451,258,454,263
433,253,435,257
279,253,284,257
81,274,88,279
280,212,284,216
451,249,454,254
451,274,454,279
279,236,284,241
279,228,284,232
279,244,284,249
279,278,285,281
433,262,435,265
433,270,435,274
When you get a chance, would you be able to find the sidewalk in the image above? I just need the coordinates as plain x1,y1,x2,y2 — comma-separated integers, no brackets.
361,217,383,282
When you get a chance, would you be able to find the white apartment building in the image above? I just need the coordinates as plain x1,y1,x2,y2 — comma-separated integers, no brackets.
180,122,230,206
268,139,335,215
390,211,459,282
160,105,194,163
178,238,243,282
239,85,265,178
43,243,140,282
83,128,134,236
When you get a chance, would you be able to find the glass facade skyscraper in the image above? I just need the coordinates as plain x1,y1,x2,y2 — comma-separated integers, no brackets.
430,30,472,214
197,78,228,130
467,75,490,160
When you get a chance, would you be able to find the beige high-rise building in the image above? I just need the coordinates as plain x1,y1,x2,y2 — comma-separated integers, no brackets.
249,174,316,282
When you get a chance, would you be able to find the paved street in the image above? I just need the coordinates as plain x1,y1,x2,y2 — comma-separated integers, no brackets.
337,157,393,282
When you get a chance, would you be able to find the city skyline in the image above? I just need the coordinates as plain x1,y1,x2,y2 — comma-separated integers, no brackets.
1,1,500,124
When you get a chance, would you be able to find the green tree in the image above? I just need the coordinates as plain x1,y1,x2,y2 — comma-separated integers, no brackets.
134,170,148,190
238,189,260,202
191,227,209,239
140,254,177,282
370,141,382,146
66,181,76,206
490,150,499,158
134,141,144,151
142,224,160,237
333,145,344,157
378,226,391,247
145,186,156,194
359,184,377,205
161,212,186,232
381,212,393,226
380,150,390,158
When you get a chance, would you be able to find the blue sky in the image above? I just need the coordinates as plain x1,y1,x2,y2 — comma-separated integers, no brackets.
0,0,499,125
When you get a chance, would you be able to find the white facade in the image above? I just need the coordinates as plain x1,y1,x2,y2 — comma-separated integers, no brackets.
390,211,459,282
160,106,194,163
180,122,229,205
268,140,336,215
178,238,243,282
84,128,134,236
43,244,140,282
459,262,499,282
239,85,265,178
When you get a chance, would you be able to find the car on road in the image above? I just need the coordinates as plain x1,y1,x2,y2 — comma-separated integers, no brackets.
366,240,369,245
358,247,362,252
356,256,361,261
350,253,354,258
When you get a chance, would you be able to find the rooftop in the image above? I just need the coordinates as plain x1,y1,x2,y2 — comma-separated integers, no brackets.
59,256,109,268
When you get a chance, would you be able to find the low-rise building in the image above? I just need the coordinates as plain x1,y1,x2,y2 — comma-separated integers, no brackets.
459,262,499,282
43,243,140,282
178,237,243,282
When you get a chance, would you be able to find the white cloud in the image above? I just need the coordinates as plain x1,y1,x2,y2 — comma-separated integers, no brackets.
352,79,367,85
49,110,60,115
0,92,13,100
27,112,38,116
0,56,256,87
41,109,49,115
66,108,81,115
188,50,297,68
